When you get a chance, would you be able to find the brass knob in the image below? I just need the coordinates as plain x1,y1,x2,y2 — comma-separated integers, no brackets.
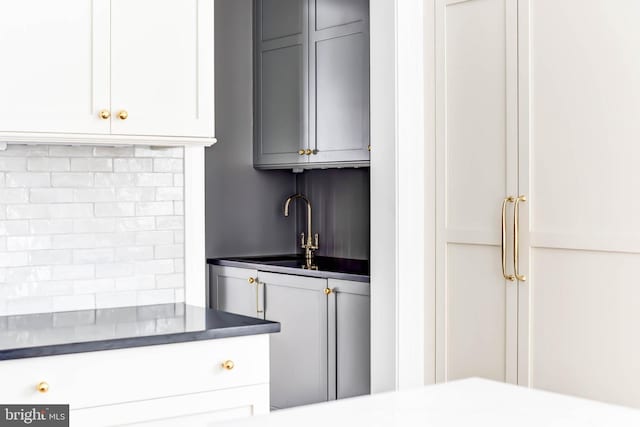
98,110,111,120
117,110,129,120
305,149,313,156
36,382,49,393
368,145,371,152
298,149,305,155
248,277,256,285
324,288,332,295
222,360,235,370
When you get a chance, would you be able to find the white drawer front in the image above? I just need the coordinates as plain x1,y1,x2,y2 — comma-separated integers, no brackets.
0,335,269,409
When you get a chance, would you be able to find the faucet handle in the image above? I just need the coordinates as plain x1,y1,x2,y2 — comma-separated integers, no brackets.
314,233,319,249
300,232,306,248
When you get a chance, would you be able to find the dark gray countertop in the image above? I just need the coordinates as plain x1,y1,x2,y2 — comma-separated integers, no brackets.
0,303,280,361
208,255,370,283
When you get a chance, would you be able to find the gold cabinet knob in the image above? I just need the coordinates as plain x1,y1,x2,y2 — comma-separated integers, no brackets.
222,360,235,370
368,145,371,152
305,149,313,156
98,109,111,120
298,149,305,155
36,382,49,393
248,277,256,285
117,110,129,120
324,288,332,295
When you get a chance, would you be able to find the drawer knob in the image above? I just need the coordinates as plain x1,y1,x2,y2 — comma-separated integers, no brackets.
98,109,111,120
324,288,332,295
222,360,235,370
117,110,129,120
248,277,256,285
36,382,49,393
298,149,305,155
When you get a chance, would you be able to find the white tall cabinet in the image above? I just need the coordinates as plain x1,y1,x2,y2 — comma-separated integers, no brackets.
435,0,640,408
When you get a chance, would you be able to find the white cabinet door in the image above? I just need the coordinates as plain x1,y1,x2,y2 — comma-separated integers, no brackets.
435,0,519,384
0,0,109,134
110,0,215,138
518,0,640,408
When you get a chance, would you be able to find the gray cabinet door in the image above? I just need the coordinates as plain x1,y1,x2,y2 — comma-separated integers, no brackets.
328,278,371,399
309,0,370,164
254,0,309,167
261,271,329,409
209,265,261,318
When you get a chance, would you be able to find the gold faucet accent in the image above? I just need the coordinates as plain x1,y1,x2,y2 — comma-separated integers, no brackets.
283,194,319,261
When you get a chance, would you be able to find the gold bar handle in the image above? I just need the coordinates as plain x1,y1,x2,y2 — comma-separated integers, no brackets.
501,197,516,281
513,195,527,281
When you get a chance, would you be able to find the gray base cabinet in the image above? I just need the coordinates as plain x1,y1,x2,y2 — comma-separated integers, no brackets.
209,265,370,409
254,0,370,170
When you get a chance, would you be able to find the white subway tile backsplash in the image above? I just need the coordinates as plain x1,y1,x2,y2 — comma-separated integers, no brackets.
94,173,136,187
73,248,115,264
95,263,134,278
73,188,116,202
155,244,184,260
0,144,185,315
27,158,70,172
29,250,73,266
6,236,52,251
156,216,184,230
5,172,51,187
155,187,183,201
70,158,113,172
153,158,183,173
115,246,154,262
0,220,30,236
136,173,173,187
0,189,29,203
135,231,175,245
94,202,135,217
114,158,152,172
135,201,174,216
52,264,95,280
30,188,74,203
0,158,27,171
51,173,94,187
30,219,75,234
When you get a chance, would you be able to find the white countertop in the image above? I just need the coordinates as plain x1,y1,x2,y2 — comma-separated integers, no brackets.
214,379,640,427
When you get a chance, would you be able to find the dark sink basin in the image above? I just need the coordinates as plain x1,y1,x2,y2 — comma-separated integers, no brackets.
213,254,370,280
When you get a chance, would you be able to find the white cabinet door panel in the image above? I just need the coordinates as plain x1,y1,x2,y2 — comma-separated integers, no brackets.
518,0,640,407
110,0,214,138
435,0,518,384
0,0,109,134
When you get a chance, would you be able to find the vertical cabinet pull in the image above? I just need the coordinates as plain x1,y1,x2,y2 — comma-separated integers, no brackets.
513,195,527,281
501,197,516,281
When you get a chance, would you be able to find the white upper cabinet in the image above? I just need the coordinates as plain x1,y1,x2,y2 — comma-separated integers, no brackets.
0,0,109,135
0,0,215,146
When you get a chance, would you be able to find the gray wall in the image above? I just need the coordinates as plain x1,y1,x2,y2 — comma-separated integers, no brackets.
295,168,370,260
206,0,296,258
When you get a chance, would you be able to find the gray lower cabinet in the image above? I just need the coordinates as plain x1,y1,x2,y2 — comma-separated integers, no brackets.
209,265,370,409
209,266,260,318
253,0,370,169
259,272,329,409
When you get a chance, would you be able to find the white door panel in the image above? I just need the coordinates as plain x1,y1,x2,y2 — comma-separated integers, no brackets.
0,0,109,134
110,0,214,137
436,0,518,383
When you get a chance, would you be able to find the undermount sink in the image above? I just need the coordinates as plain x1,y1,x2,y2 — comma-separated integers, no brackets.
220,255,370,277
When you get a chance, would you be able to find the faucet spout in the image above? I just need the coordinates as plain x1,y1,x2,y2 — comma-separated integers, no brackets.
283,194,318,260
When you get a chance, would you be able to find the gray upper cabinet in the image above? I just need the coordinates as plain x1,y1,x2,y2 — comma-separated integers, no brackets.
310,0,370,164
254,0,370,169
260,272,329,409
254,0,308,167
